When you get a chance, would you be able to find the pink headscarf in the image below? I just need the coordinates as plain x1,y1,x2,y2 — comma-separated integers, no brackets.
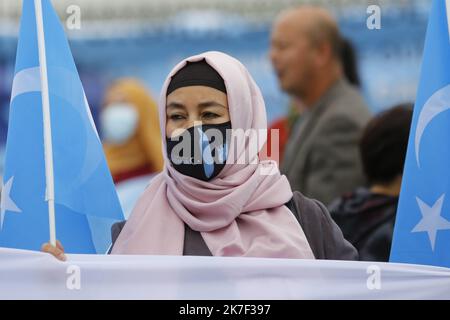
112,51,314,259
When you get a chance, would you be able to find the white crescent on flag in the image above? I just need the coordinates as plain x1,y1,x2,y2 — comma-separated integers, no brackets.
414,84,450,167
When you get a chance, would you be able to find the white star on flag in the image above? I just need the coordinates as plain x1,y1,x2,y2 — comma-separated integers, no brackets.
0,176,22,230
412,194,450,251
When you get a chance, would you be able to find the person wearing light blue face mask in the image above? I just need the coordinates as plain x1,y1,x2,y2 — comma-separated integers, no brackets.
101,102,139,145
101,79,164,183
100,79,164,218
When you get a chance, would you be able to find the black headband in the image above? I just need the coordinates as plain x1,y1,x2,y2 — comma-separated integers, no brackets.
166,59,227,96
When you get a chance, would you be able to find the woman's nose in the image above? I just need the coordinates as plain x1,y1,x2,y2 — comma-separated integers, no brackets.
185,118,203,129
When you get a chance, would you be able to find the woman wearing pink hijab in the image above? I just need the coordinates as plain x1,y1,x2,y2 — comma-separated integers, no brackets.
42,52,356,261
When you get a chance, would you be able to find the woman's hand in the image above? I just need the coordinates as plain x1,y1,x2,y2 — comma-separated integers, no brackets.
41,240,67,261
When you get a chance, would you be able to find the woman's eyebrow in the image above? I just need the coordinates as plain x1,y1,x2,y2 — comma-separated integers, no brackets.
198,101,227,109
166,102,185,110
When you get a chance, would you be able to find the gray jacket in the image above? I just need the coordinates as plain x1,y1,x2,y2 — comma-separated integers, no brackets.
110,191,358,260
281,79,371,205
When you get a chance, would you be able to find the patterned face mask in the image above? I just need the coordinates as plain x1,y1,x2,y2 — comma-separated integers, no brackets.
166,121,231,181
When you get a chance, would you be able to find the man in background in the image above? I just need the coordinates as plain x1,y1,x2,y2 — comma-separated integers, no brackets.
270,6,371,205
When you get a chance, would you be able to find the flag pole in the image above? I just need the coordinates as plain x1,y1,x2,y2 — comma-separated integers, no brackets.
34,0,56,247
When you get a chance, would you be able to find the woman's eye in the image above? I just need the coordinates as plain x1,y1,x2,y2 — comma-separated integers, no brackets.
169,114,186,121
202,112,219,119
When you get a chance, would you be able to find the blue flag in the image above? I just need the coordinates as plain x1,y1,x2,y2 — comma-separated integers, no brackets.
0,0,123,253
390,0,450,268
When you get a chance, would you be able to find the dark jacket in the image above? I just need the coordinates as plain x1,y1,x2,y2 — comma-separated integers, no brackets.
110,191,358,260
328,187,398,262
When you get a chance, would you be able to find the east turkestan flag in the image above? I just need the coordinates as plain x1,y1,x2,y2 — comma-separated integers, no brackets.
0,0,124,253
390,0,450,268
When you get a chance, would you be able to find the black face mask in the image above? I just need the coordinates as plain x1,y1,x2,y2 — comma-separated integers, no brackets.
166,121,231,181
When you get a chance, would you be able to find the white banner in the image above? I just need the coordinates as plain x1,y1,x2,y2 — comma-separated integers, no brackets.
0,247,449,300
